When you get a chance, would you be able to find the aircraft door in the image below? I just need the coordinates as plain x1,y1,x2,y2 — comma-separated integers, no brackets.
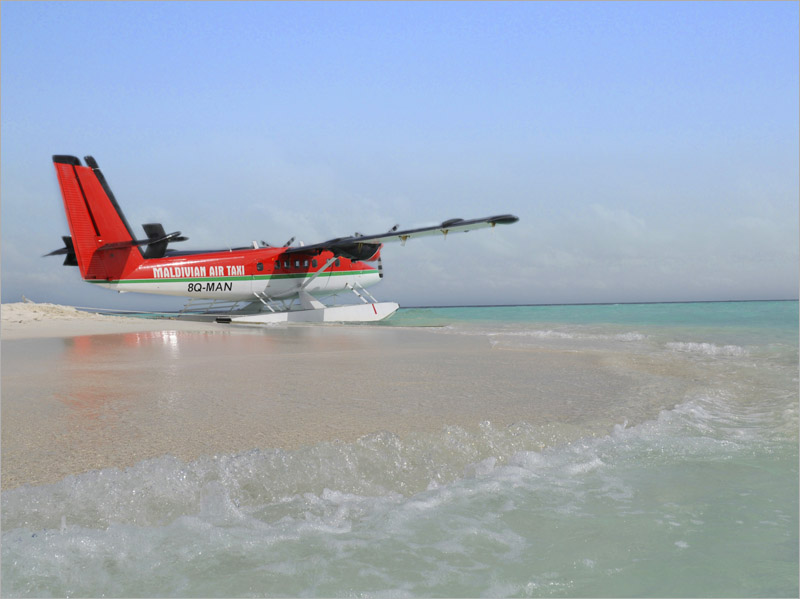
250,259,266,296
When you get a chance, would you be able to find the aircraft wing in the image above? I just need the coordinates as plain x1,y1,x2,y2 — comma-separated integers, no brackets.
285,214,519,261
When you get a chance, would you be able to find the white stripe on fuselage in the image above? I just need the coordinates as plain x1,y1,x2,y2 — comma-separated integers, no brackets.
92,270,381,301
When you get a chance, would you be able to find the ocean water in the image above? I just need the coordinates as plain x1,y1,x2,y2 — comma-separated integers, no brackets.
2,300,797,597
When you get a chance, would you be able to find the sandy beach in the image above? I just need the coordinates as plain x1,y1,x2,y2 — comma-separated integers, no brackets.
0,302,226,340
1,302,687,490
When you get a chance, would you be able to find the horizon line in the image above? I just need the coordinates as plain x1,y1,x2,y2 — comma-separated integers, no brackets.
405,298,799,309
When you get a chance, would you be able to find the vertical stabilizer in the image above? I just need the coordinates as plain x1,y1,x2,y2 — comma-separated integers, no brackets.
52,155,143,280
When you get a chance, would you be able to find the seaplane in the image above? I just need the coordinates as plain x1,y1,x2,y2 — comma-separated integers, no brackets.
46,155,519,323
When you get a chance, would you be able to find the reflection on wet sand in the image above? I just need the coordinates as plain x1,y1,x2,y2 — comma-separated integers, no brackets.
3,327,429,489
2,326,683,490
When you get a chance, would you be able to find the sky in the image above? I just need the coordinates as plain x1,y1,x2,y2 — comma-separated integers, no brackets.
1,1,797,309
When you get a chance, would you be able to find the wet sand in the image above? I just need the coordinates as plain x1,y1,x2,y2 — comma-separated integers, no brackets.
1,303,687,490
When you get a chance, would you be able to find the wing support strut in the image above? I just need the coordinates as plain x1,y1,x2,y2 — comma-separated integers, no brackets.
299,256,338,290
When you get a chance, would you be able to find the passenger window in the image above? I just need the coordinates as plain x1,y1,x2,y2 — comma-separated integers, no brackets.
256,262,263,272
284,261,289,269
312,259,317,268
295,260,300,268
303,260,309,267
275,261,281,270
335,258,340,267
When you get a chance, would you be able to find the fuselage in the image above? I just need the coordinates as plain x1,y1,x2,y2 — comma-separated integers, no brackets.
91,246,382,301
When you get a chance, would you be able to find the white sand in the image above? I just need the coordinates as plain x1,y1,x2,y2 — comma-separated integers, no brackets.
1,302,221,340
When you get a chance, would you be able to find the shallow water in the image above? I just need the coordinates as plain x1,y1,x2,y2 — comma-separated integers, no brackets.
2,301,797,597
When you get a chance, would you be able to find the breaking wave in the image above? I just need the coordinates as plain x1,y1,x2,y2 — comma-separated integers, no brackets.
666,342,748,356
487,329,648,341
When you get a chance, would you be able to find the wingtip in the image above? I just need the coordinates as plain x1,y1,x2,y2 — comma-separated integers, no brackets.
489,214,519,225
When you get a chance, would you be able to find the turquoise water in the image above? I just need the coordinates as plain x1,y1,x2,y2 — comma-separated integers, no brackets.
391,300,797,338
2,301,797,597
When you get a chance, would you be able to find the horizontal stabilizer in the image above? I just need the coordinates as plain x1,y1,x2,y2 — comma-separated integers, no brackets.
98,230,188,252
44,236,79,266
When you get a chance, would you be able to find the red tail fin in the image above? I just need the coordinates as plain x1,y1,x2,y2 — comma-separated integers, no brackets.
52,155,144,280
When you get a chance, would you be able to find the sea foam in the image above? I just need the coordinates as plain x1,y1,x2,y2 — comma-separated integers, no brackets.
666,341,747,356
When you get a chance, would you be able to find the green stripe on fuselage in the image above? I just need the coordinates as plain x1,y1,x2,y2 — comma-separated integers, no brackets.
86,270,376,284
